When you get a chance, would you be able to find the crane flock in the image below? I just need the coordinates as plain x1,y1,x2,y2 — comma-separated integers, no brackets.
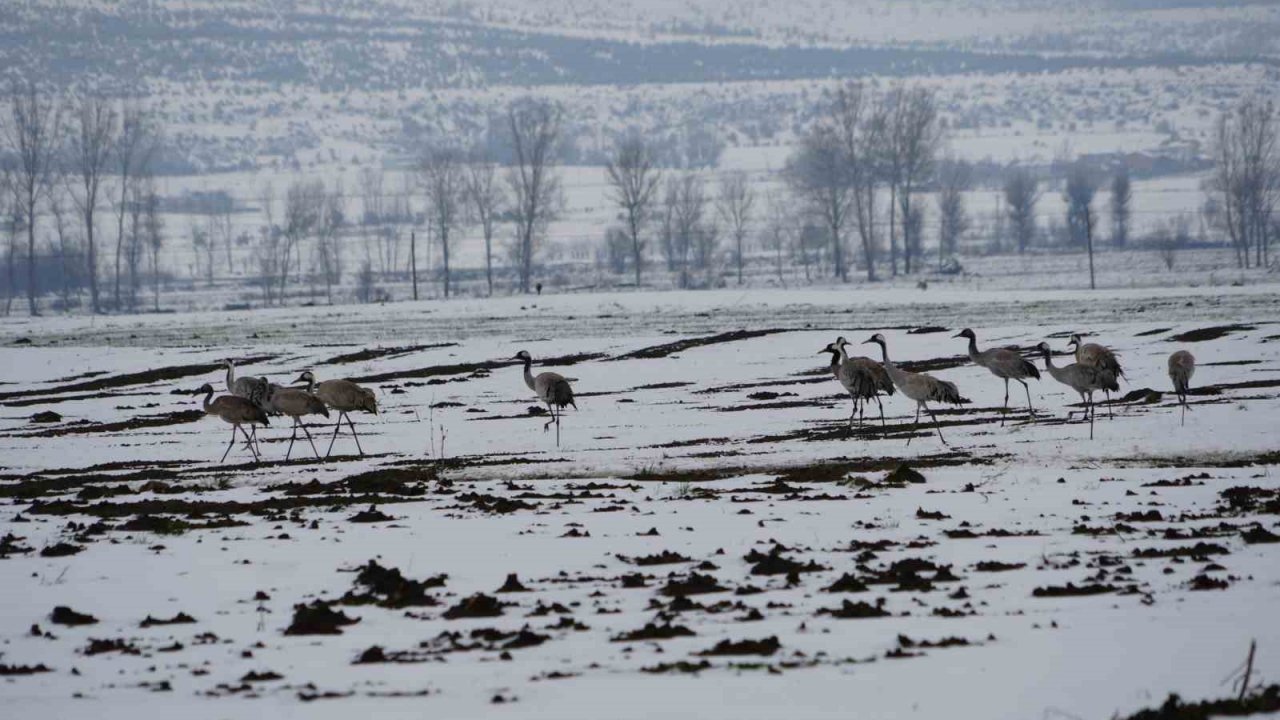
194,331,1197,463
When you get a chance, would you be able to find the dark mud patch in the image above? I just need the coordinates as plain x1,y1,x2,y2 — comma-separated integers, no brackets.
1169,324,1255,343
349,352,604,385
284,602,360,635
341,560,446,608
696,636,780,656
140,612,197,627
25,491,425,521
1117,684,1280,720
0,354,276,402
319,343,457,365
1134,327,1173,337
1031,583,1117,598
611,622,696,642
659,572,728,596
613,329,791,361
51,606,98,626
442,593,507,619
20,409,204,438
817,599,890,619
0,663,53,675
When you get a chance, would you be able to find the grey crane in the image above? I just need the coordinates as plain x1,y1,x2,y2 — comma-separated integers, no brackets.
221,358,277,453
197,383,270,463
514,350,577,444
1067,334,1124,416
268,386,330,460
1168,349,1196,426
954,328,1040,424
820,337,894,427
1036,342,1108,439
863,333,967,446
295,370,378,458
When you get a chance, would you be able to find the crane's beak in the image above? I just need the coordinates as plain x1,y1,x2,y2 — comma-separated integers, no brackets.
952,332,966,339
292,374,307,385
861,339,873,345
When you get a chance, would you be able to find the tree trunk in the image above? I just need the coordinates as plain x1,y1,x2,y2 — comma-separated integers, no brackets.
26,217,37,315
484,230,493,296
410,230,419,300
888,184,898,276
442,228,450,299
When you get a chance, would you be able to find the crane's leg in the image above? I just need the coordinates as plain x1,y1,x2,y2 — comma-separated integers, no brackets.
847,396,858,427
1104,389,1114,419
346,413,365,456
221,424,237,463
285,417,298,461
925,402,948,445
1088,396,1095,440
1001,379,1010,426
544,402,555,432
906,404,921,446
301,420,321,459
326,412,344,459
1021,380,1034,417
1180,391,1187,426
239,425,260,463
875,394,886,428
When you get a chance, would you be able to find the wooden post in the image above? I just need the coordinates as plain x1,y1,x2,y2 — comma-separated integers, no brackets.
410,230,418,301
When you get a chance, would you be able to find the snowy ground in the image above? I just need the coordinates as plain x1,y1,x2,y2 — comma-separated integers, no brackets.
2,285,1279,718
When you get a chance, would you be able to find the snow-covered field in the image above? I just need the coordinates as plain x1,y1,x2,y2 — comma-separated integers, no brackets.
2,284,1279,718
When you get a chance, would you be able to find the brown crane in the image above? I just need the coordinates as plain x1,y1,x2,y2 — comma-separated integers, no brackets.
197,383,270,463
295,371,378,458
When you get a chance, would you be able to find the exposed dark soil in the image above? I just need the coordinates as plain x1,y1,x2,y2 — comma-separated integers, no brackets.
1118,684,1280,720
611,622,696,642
612,329,791,360
696,636,780,656
1169,325,1255,343
341,560,446,608
0,355,276,402
20,409,204,438
51,606,98,626
284,602,360,635
319,343,458,365
348,352,605,384
442,594,506,619
140,612,197,627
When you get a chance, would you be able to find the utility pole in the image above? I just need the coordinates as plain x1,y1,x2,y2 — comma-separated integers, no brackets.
410,230,419,300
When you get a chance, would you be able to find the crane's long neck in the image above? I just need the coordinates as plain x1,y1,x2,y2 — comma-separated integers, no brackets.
966,335,980,360
202,387,215,413
875,341,908,388
522,358,536,392
225,363,235,392
836,344,850,364
824,350,840,376
305,375,316,394
1041,349,1068,384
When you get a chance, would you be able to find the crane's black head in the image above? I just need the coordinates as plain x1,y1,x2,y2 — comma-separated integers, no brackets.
220,358,233,368
1035,341,1052,354
293,370,314,385
1067,333,1083,348
834,335,849,347
819,342,840,356
954,328,976,340
196,382,214,394
863,333,886,346
514,350,532,362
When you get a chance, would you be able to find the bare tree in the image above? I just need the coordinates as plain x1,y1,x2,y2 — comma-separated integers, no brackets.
936,158,971,261
1110,168,1132,248
112,102,153,307
606,135,663,287
280,179,322,303
786,125,852,282
662,174,716,289
124,174,149,309
716,171,754,285
254,184,279,306
420,146,468,298
1004,167,1041,254
887,86,941,274
760,191,794,285
506,99,563,294
64,95,114,314
0,168,16,315
142,183,163,311
312,183,344,303
465,155,505,296
3,81,60,315
49,189,80,307
827,82,885,282
1065,163,1099,289
1208,98,1279,269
